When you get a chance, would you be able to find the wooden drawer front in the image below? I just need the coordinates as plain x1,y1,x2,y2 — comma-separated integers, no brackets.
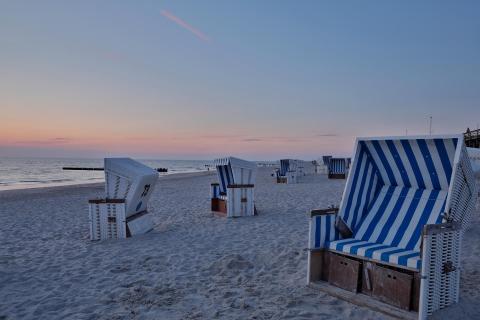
371,265,413,310
328,253,360,293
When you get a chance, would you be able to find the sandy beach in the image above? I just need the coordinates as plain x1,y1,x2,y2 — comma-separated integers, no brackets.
0,167,478,320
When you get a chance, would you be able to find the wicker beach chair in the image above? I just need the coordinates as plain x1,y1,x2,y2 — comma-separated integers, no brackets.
210,157,257,217
276,159,298,184
307,135,477,319
328,158,348,179
88,158,158,240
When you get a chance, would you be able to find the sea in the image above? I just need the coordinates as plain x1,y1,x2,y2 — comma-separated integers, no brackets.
0,158,214,191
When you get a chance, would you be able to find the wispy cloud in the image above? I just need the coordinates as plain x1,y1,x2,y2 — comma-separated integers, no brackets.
15,137,71,145
161,10,211,42
315,133,338,137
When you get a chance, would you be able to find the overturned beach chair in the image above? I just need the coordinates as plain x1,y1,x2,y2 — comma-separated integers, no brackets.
307,135,477,319
88,158,158,240
276,159,298,184
211,157,257,217
328,157,348,179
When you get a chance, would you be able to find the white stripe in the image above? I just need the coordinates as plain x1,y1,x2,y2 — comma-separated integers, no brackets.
320,216,327,248
407,256,421,269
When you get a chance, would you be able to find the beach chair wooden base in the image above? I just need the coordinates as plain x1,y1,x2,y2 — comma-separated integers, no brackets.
276,177,287,183
308,250,420,318
211,198,227,214
328,173,346,179
309,281,417,320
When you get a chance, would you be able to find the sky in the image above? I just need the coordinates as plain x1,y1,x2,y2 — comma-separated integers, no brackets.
1,0,479,160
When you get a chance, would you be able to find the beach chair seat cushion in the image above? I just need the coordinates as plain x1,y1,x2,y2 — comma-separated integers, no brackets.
328,238,421,270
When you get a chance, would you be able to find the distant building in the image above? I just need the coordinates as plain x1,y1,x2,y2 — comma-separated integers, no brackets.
464,128,480,148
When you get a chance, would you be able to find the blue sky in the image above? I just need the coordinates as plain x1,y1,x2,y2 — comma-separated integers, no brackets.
1,1,479,159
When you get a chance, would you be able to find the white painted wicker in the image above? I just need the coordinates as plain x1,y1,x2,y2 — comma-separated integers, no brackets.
226,186,254,218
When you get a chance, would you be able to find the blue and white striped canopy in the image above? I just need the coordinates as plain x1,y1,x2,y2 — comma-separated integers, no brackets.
329,135,462,269
214,157,256,194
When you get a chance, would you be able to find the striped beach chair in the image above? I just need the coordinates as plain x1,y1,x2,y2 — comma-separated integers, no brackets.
210,157,257,217
88,158,158,241
276,159,298,184
307,135,477,319
328,157,348,179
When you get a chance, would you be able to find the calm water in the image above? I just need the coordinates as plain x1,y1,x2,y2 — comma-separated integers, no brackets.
0,158,213,191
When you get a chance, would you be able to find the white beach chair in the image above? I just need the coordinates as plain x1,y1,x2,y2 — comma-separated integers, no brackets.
88,158,158,240
276,159,298,184
307,135,477,319
210,157,257,217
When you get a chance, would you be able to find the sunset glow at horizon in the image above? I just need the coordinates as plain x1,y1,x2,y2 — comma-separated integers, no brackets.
1,1,479,160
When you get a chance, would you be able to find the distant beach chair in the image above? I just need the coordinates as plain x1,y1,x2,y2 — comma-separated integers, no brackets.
307,135,477,319
88,158,158,240
211,157,257,217
276,159,298,184
328,157,348,179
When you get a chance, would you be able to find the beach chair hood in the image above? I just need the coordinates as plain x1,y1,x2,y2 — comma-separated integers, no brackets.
104,158,159,217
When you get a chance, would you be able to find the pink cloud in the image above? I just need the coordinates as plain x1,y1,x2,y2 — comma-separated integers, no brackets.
161,10,211,42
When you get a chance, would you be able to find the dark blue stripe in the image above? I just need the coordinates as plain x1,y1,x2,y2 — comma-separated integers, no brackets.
335,239,361,251
364,244,392,258
361,186,396,241
376,187,409,244
398,252,420,267
453,138,458,149
391,188,423,246
350,242,377,254
225,165,233,186
315,216,321,248
434,139,453,185
417,139,441,190
362,165,377,222
218,166,227,192
342,151,365,224
437,199,446,224
401,140,425,189
405,189,440,250
386,140,411,187
380,248,406,262
325,215,331,244
372,140,397,186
